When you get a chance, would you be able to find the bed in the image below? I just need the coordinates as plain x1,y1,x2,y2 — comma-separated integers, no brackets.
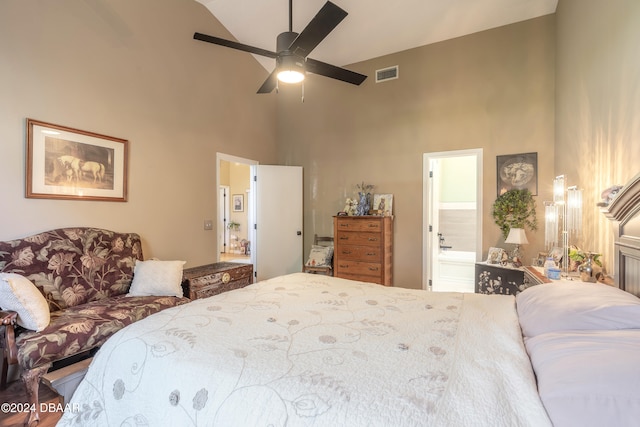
57,173,640,427
56,274,550,426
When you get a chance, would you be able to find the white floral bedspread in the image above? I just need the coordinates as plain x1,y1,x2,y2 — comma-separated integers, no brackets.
57,273,550,426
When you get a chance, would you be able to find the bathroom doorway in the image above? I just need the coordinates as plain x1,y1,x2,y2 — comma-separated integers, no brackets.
423,149,483,292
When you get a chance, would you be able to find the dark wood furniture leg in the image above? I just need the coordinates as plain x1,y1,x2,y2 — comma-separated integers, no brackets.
1,310,18,390
1,356,7,390
22,363,52,427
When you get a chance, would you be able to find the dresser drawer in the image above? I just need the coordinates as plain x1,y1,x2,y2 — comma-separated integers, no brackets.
335,218,383,232
335,260,382,278
336,231,382,246
335,245,381,262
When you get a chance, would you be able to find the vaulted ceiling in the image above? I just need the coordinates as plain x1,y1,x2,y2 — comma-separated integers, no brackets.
196,0,558,72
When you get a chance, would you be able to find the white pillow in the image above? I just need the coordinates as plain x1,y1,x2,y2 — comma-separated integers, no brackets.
128,260,186,297
305,245,333,268
516,280,640,337
0,273,50,331
526,330,640,427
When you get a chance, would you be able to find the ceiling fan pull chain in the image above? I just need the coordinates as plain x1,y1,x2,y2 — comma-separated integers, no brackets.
301,81,304,103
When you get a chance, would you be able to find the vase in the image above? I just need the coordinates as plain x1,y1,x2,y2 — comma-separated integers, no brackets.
578,252,597,283
356,192,370,216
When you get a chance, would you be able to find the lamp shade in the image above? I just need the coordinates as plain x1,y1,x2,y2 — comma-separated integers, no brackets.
505,228,528,245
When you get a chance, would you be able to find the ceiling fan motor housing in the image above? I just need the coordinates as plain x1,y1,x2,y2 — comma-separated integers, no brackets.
277,53,305,70
277,31,299,53
277,31,306,81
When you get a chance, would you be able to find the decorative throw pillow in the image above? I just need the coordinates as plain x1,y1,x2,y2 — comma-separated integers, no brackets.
305,245,333,268
0,273,50,331
516,280,640,337
128,260,186,297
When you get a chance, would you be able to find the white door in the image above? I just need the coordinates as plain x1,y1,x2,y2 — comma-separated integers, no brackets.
423,149,483,292
251,165,303,281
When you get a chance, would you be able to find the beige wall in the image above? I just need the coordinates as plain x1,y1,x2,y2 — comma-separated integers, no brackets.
277,16,556,288
0,0,277,266
3,1,637,286
555,0,640,276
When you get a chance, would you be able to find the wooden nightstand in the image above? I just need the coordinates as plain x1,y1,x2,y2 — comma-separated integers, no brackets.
475,263,548,295
181,262,253,300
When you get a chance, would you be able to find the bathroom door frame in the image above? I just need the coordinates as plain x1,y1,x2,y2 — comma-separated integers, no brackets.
422,149,483,291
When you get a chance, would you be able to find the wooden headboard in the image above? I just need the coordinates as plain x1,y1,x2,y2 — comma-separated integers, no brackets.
603,173,640,296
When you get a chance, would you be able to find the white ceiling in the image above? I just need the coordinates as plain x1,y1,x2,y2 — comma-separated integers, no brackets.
195,0,558,72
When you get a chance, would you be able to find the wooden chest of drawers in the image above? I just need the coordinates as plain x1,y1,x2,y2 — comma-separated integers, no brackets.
181,262,253,300
333,216,393,286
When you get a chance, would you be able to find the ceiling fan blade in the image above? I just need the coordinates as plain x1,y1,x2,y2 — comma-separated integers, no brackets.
194,32,277,59
257,70,278,94
288,1,347,58
305,58,367,86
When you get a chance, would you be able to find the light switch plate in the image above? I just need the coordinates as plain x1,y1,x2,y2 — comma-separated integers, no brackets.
204,220,213,230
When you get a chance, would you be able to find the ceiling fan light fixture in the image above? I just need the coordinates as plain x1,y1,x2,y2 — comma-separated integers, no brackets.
277,54,306,84
277,69,305,84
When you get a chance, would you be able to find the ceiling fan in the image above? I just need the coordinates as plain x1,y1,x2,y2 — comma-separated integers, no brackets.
194,0,367,94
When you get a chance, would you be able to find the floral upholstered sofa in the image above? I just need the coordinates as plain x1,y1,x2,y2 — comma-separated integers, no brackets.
0,228,189,426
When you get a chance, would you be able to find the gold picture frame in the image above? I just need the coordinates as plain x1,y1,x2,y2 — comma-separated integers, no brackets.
26,118,128,202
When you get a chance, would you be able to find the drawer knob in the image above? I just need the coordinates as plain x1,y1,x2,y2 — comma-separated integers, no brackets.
368,238,378,242
222,272,231,284
369,267,379,271
343,250,352,254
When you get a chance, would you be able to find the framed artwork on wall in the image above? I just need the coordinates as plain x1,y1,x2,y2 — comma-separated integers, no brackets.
496,152,538,196
232,194,244,212
26,118,128,202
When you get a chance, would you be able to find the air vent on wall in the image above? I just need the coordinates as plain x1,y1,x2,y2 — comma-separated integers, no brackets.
375,65,399,83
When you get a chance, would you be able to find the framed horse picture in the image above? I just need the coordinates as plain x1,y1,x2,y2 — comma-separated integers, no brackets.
26,118,128,201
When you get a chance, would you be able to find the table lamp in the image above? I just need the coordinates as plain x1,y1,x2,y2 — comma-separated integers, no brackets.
505,227,528,267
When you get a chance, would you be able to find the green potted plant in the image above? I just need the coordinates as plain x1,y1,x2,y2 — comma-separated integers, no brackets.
491,189,537,239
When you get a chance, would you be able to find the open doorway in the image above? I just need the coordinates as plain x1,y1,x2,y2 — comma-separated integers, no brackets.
423,149,483,292
217,153,257,265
